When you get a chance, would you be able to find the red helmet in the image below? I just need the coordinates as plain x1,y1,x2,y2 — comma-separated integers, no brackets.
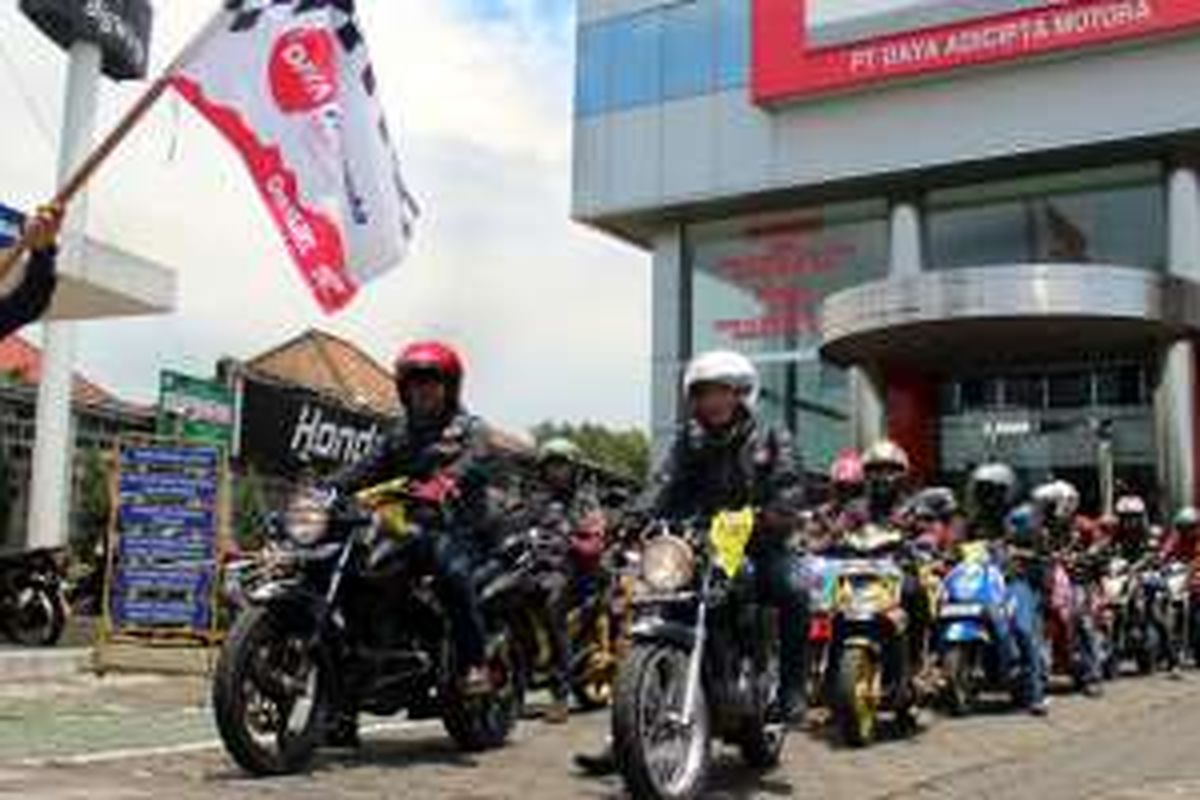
395,341,465,404
830,450,865,487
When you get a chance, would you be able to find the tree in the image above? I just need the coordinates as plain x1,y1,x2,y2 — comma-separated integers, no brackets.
531,421,650,483
73,447,112,566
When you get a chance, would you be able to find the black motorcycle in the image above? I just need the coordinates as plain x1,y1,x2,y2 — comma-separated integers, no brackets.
212,478,525,776
0,547,68,647
612,509,786,800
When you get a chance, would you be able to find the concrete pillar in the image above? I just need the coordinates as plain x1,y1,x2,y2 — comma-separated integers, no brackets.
27,42,101,551
1155,165,1200,509
889,201,923,277
1169,165,1200,280
849,366,885,450
1154,342,1196,508
650,225,686,460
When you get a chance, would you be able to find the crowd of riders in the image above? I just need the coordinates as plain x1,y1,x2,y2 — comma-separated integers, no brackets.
233,338,1200,793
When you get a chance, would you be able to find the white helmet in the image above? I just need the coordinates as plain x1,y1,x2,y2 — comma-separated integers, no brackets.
682,350,759,408
1032,480,1080,522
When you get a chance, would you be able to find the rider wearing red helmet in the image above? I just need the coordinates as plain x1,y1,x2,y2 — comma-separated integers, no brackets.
331,340,498,738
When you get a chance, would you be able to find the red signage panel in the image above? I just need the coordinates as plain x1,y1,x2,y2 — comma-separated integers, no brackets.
753,0,1200,104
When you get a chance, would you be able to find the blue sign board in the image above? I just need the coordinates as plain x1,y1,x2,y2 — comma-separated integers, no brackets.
0,203,23,249
108,440,223,634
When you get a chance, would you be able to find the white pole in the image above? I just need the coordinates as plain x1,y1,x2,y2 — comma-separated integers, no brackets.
26,41,103,552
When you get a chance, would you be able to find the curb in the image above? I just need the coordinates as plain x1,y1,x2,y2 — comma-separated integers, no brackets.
0,647,89,683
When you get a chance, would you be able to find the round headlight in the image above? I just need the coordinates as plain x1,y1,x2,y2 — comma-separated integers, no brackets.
285,489,330,546
641,535,695,593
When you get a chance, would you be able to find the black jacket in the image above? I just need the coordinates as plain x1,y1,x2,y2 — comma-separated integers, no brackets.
0,248,57,340
640,411,805,540
329,409,498,532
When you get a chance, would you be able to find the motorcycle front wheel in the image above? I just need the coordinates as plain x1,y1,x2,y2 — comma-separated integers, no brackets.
613,643,711,800
4,585,66,647
212,606,326,776
834,646,881,748
940,643,978,717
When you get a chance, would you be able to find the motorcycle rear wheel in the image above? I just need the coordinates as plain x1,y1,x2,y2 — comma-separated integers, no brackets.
443,631,524,752
613,643,711,800
4,586,66,647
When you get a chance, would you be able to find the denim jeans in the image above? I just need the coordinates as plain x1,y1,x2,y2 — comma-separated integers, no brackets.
1007,576,1047,708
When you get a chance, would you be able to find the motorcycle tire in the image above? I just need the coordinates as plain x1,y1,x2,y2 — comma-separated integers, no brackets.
738,636,787,769
834,647,880,748
940,644,977,717
1136,625,1161,676
4,585,67,647
613,643,711,800
212,606,326,776
443,631,524,752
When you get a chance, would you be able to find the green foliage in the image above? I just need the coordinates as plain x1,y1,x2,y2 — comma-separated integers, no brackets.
73,448,112,565
531,421,650,483
234,467,268,551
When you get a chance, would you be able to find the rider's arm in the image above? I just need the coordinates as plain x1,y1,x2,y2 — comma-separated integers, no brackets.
633,431,689,521
0,206,63,340
325,426,402,494
757,427,806,536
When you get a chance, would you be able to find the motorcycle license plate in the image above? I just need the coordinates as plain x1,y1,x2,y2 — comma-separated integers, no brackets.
940,603,985,619
710,508,755,579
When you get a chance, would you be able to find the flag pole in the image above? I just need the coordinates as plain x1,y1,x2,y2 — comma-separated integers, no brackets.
0,6,228,282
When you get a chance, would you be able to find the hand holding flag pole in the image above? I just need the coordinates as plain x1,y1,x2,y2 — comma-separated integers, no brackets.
0,7,227,284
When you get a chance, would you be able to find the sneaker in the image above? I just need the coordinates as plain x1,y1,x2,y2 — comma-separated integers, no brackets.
1028,699,1050,717
1082,682,1104,699
544,700,570,725
574,746,617,776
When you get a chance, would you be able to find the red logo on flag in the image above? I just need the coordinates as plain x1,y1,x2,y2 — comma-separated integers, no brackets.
269,28,339,114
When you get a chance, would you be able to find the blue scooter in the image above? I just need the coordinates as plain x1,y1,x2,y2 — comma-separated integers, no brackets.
936,542,1019,715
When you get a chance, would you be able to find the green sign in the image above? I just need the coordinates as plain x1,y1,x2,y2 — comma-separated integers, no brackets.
157,371,235,447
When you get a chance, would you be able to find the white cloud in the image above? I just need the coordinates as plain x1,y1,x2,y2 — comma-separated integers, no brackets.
0,1,649,431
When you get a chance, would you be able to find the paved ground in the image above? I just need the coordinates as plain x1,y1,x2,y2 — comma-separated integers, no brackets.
5,669,1200,799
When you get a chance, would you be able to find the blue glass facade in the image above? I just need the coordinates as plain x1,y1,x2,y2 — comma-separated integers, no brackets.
575,0,750,118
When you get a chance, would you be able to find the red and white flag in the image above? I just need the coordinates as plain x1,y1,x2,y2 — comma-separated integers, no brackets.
169,0,418,313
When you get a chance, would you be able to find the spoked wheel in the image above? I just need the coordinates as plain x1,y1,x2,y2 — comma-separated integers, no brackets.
835,647,881,748
5,585,66,647
613,643,710,800
213,606,326,776
443,631,525,752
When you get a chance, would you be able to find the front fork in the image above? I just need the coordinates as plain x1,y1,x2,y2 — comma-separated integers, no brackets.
680,596,708,728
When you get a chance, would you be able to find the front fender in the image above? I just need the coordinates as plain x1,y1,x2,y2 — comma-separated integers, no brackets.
630,617,696,651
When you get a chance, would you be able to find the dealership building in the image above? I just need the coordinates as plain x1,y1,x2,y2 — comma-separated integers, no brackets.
572,0,1200,511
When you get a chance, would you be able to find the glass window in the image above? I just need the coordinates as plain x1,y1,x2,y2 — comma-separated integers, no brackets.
960,378,999,411
663,0,714,101
1096,365,1146,406
1004,374,1044,410
926,163,1166,271
610,12,662,111
1047,371,1091,409
716,0,750,89
575,21,612,118
689,200,889,356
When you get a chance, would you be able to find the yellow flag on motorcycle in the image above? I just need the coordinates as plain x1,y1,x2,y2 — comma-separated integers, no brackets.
711,509,756,578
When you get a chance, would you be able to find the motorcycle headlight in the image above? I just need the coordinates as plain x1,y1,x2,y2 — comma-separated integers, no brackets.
285,489,330,547
641,535,695,593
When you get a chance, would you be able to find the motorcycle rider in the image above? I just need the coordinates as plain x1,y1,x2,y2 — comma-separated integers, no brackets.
965,463,1019,542
1162,507,1200,668
856,439,933,689
1004,502,1051,716
1032,480,1103,697
329,341,497,742
812,450,867,549
523,437,607,724
574,350,809,776
644,350,810,720
0,204,64,339
1110,494,1153,563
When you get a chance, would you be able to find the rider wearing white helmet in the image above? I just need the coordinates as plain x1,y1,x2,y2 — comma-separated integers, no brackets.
647,350,810,721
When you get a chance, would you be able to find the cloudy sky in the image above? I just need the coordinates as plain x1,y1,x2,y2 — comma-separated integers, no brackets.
0,0,649,431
